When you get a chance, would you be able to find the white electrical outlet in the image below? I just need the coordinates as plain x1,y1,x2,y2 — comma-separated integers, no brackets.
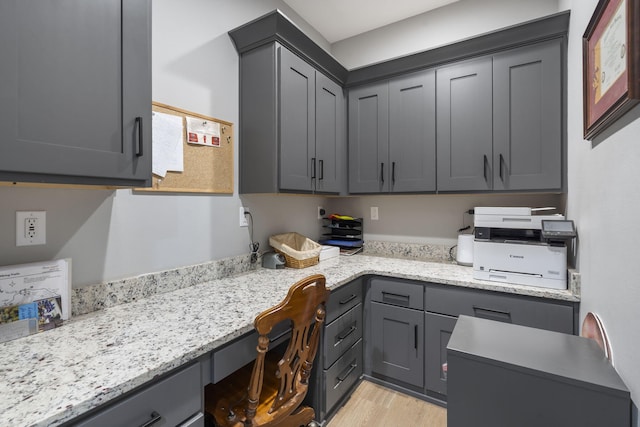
371,206,379,221
239,207,249,227
16,211,46,246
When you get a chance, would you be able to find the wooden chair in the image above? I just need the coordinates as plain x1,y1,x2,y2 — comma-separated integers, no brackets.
204,274,329,427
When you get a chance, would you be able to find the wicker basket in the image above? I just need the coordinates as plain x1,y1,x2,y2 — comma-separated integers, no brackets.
269,232,322,269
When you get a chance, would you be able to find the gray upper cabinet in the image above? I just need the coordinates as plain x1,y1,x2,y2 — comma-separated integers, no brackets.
492,39,562,191
389,70,437,192
279,47,316,191
348,82,389,193
436,57,494,192
437,39,563,192
315,72,345,193
239,43,345,194
349,69,436,194
0,0,152,187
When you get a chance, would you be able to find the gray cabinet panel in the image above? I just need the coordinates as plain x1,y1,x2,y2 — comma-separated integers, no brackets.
493,39,562,190
370,301,424,388
436,57,493,191
325,278,363,324
447,316,630,427
239,44,279,193
389,69,436,192
279,47,315,191
370,277,424,310
324,303,363,369
424,284,575,334
74,363,201,427
425,312,456,397
315,73,345,193
348,82,389,193
0,0,151,186
239,43,344,194
324,339,363,415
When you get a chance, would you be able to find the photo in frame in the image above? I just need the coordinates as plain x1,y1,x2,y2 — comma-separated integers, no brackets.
583,0,640,140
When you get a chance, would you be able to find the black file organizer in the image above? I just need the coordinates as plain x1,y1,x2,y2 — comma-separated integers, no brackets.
320,217,363,253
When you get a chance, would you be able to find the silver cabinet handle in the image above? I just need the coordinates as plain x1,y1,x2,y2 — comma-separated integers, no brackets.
334,362,357,389
139,411,162,427
334,325,357,347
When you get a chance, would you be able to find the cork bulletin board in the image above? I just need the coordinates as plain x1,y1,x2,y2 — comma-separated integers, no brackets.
136,102,234,194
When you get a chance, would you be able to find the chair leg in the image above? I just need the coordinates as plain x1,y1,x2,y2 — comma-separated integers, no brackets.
278,406,315,427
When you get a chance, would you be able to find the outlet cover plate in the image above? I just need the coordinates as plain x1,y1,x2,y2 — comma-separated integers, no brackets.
239,207,248,227
16,211,46,246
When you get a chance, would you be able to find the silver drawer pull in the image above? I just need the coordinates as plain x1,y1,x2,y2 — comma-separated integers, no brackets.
139,411,162,427
382,291,410,306
473,305,512,323
334,325,357,347
339,294,357,305
334,362,357,389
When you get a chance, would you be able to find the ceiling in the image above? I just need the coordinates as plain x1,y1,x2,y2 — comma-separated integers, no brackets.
282,0,460,43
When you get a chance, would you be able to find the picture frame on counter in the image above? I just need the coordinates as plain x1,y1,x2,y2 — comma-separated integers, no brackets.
583,0,640,140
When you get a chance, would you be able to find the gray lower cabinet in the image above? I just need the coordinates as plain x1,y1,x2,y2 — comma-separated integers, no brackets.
437,38,564,192
370,301,424,389
424,282,577,403
71,363,203,427
239,43,345,194
348,69,436,194
0,0,152,187
306,278,364,422
424,312,456,399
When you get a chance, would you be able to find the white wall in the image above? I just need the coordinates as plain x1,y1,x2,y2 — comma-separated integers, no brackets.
0,0,328,288
563,1,640,422
332,0,561,69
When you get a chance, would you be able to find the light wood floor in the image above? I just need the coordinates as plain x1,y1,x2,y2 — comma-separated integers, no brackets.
326,381,447,427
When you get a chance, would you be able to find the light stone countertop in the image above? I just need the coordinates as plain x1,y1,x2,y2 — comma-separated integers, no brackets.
0,255,578,427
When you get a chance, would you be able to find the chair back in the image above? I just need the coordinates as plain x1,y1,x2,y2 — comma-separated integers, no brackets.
245,274,329,424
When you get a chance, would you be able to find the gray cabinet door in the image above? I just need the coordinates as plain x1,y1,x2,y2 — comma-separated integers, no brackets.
425,312,456,398
0,0,151,186
493,40,562,191
348,82,389,193
389,69,436,192
436,57,493,191
370,301,424,388
315,73,345,193
279,47,315,191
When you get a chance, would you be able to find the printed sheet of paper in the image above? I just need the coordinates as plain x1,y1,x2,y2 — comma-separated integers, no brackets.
186,116,221,147
152,112,184,177
0,259,71,321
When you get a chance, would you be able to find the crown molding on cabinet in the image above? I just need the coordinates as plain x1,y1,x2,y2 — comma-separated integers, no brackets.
229,9,570,88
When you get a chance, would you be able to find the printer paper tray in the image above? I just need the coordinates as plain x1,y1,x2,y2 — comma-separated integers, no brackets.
473,268,566,290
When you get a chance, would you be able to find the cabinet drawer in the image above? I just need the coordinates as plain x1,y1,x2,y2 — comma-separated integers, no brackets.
212,320,291,383
370,277,424,310
324,339,363,414
424,285,574,334
324,303,363,368
75,363,201,427
326,279,363,324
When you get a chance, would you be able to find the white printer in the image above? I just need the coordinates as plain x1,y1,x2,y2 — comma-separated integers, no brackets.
472,207,576,290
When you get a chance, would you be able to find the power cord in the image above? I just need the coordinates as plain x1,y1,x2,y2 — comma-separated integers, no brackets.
244,210,260,263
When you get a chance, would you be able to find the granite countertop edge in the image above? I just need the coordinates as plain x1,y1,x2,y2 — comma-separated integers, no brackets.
0,255,578,427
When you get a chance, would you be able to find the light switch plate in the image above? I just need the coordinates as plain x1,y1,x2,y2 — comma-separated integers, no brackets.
16,211,46,246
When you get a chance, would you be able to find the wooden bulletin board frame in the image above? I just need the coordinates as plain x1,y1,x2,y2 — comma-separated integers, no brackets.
136,102,234,194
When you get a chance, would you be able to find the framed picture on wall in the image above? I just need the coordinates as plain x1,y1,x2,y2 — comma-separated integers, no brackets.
583,0,640,140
